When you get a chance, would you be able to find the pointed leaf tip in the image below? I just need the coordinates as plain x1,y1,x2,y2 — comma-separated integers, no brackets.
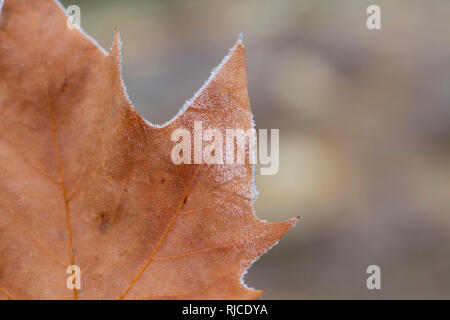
110,29,122,58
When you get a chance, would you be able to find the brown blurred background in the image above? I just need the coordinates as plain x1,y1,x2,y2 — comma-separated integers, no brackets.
59,0,450,299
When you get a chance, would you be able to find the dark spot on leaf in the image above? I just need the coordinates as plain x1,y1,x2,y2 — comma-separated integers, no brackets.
97,212,111,233
61,77,68,92
183,196,188,205
161,178,165,183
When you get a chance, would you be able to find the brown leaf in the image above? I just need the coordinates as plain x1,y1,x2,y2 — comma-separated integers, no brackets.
0,0,297,300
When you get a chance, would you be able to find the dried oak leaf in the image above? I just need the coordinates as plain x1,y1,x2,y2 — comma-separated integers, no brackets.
0,0,297,300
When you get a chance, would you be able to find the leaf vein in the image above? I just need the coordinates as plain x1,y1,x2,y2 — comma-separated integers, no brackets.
46,91,77,300
117,166,201,300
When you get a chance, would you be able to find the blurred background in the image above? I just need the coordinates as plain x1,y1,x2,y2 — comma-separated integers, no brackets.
60,0,450,299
